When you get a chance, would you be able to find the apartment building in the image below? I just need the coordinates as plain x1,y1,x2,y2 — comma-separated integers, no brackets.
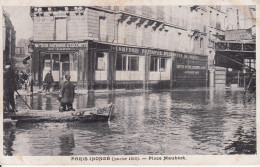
3,9,16,66
29,6,226,90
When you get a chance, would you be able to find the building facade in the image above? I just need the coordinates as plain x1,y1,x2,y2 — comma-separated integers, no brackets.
30,6,228,90
3,10,16,66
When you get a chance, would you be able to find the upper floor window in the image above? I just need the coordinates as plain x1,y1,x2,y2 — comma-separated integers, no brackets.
200,38,204,48
55,17,67,40
99,17,107,41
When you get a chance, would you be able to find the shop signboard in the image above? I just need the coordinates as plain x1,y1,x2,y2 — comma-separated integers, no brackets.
225,29,252,41
34,42,88,51
111,45,174,57
175,53,207,81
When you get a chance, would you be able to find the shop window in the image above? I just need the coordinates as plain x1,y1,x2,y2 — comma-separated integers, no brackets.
52,54,60,71
96,52,106,70
45,54,51,60
60,54,69,62
150,56,159,71
44,54,51,68
128,56,139,71
116,54,127,71
160,58,167,72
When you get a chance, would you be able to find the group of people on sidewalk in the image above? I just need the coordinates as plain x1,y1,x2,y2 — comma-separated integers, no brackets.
4,67,76,113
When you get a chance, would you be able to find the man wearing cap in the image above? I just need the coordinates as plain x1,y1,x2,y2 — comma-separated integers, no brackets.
59,75,75,112
4,65,17,113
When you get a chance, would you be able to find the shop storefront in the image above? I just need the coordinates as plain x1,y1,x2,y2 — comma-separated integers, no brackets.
111,45,145,89
111,46,173,89
31,41,207,90
31,42,88,89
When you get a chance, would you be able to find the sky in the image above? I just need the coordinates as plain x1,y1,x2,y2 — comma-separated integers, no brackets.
3,6,33,42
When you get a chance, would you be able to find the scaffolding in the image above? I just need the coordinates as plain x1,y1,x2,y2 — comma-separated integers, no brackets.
214,40,255,92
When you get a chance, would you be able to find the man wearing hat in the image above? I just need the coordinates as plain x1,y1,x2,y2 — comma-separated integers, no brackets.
59,75,75,112
4,64,17,112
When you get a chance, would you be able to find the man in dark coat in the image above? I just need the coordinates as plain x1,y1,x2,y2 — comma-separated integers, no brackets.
44,71,54,92
59,75,75,112
4,65,17,113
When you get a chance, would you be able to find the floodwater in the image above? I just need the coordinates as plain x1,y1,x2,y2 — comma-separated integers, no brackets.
3,88,256,155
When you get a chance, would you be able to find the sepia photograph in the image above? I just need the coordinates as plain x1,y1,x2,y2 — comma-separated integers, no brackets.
0,0,259,165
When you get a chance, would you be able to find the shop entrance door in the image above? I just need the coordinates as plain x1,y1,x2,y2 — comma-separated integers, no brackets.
60,54,70,84
52,54,60,82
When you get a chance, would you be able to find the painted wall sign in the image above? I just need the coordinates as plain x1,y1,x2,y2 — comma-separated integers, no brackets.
142,49,173,56
225,29,252,41
111,46,140,54
111,45,174,56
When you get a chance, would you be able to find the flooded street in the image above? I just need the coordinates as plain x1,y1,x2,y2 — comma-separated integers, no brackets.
3,88,256,155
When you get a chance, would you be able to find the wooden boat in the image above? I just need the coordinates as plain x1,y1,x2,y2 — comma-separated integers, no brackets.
6,104,115,123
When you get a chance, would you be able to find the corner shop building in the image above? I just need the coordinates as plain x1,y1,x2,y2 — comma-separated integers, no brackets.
30,6,208,90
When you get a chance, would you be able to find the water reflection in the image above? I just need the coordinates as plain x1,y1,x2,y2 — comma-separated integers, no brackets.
225,126,256,154
59,133,75,156
3,122,16,156
4,89,256,155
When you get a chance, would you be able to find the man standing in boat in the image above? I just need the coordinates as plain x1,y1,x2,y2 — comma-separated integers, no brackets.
4,64,17,113
44,71,54,92
59,75,75,112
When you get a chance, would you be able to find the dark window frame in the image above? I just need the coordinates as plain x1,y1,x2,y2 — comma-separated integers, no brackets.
116,54,127,71
128,55,139,71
